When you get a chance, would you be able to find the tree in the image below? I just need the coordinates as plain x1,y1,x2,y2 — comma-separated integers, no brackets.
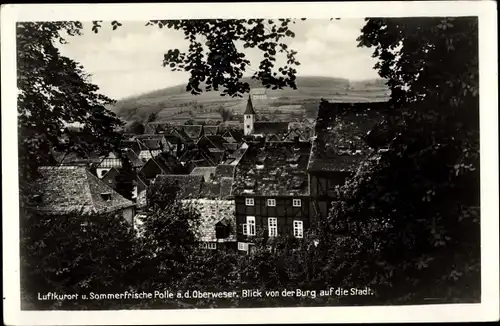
146,112,158,123
90,19,303,97
323,17,480,304
219,106,233,122
17,22,123,195
20,211,137,310
126,120,145,134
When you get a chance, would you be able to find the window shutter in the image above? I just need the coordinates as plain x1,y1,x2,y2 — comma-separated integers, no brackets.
242,223,248,235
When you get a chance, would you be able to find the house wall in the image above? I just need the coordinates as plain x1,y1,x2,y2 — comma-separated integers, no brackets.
308,171,352,219
244,114,255,136
181,198,236,243
234,195,310,242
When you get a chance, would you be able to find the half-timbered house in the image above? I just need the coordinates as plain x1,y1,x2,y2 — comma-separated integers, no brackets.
307,101,386,218
231,141,312,252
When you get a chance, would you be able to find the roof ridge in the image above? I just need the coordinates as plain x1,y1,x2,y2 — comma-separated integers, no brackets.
84,168,99,213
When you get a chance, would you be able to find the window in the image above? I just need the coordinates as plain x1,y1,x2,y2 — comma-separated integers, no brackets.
268,218,277,237
293,199,302,207
247,216,256,236
293,220,303,238
208,242,217,250
238,242,248,251
267,198,276,207
245,198,254,206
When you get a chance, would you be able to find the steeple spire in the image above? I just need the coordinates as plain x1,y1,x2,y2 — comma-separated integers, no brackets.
244,94,256,115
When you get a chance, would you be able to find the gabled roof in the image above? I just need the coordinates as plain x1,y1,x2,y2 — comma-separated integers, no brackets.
283,129,306,142
244,95,256,115
171,129,192,143
190,166,217,182
182,125,203,139
307,101,386,172
124,148,144,168
154,174,204,200
53,150,102,166
253,122,289,136
137,138,162,151
232,142,311,197
203,125,219,136
120,139,141,155
204,135,227,150
101,167,120,180
33,166,134,215
144,122,177,134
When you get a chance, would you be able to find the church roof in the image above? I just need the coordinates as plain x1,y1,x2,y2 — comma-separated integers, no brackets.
244,95,256,115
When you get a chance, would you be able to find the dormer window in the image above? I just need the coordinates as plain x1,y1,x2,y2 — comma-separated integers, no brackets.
100,192,112,201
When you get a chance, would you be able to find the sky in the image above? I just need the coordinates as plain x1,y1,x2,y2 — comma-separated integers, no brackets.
57,19,381,100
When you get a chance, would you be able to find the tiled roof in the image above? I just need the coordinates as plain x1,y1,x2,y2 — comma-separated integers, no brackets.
182,125,203,139
215,164,235,179
205,135,227,150
223,143,239,151
232,142,311,196
171,129,192,143
120,139,141,154
144,122,178,134
137,138,162,150
203,125,219,136
154,175,204,200
125,148,144,168
220,177,234,199
253,122,289,136
53,151,102,166
307,101,386,172
199,182,221,199
33,166,134,215
219,121,243,129
190,166,217,182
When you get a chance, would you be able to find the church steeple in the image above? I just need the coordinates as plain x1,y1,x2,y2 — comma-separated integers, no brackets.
244,94,256,115
244,94,255,136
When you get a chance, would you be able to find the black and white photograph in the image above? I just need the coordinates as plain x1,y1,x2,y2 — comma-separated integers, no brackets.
2,2,498,324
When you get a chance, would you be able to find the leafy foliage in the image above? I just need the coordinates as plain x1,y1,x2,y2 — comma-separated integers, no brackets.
219,106,234,122
90,19,302,97
20,211,137,309
17,22,123,189
322,17,480,304
125,121,145,134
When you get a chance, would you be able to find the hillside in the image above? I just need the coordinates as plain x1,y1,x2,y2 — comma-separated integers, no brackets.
110,76,389,124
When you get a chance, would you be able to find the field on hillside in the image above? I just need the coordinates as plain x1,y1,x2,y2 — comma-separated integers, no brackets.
110,76,390,124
